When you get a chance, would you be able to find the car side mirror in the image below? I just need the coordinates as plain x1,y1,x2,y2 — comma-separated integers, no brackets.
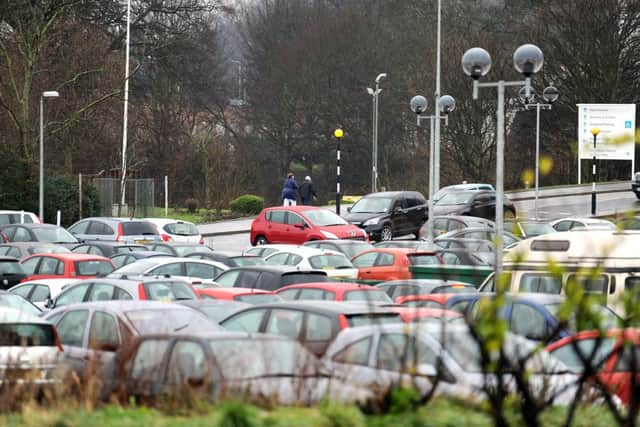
44,297,54,309
346,207,351,213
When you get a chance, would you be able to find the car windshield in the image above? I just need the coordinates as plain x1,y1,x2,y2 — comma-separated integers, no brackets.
112,259,164,275
0,323,55,346
543,302,620,331
302,209,347,226
0,294,41,316
435,192,474,206
441,329,567,374
0,262,24,275
75,260,114,276
32,227,77,243
281,273,328,286
143,282,197,301
121,222,157,236
235,293,281,304
344,290,392,303
175,245,212,256
308,254,353,269
163,222,198,236
349,197,392,214
125,308,219,334
208,338,319,379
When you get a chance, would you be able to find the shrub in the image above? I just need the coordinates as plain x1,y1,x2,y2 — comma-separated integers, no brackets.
185,198,199,214
44,176,101,226
230,195,264,215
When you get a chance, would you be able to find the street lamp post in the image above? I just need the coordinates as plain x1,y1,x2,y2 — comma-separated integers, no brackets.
334,128,344,215
367,73,387,193
39,90,60,221
409,95,456,243
519,85,559,219
591,127,599,215
461,44,544,279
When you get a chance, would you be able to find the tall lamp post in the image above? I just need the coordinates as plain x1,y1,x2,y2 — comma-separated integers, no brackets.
409,95,456,243
519,84,559,219
591,127,599,215
461,44,544,279
39,90,60,221
334,128,344,215
367,73,387,193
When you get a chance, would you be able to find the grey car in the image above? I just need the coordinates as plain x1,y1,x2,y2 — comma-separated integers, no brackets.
67,217,161,243
0,242,71,260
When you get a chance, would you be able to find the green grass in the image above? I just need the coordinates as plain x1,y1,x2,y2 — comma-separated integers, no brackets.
145,207,237,224
0,399,618,427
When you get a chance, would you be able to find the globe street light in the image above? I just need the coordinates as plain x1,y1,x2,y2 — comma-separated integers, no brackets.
519,84,560,219
410,94,456,243
39,90,60,221
461,44,544,279
334,128,344,215
367,73,387,193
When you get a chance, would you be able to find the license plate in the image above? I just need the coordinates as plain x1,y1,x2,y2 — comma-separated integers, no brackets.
135,239,152,244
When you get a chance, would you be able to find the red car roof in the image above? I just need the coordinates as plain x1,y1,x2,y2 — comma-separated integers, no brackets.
546,328,640,352
276,282,379,293
397,292,475,305
262,206,327,213
22,253,112,262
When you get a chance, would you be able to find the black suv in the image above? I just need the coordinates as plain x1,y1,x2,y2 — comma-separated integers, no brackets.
342,191,427,241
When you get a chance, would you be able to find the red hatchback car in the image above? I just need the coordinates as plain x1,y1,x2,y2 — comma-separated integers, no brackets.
196,287,282,304
546,329,640,406
250,206,368,246
276,282,393,303
351,248,443,282
20,253,115,281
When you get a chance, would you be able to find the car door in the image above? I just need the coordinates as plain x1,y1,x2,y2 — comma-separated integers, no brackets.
54,309,91,374
390,197,410,236
508,302,550,341
185,262,222,283
264,308,304,341
31,256,64,280
371,252,403,281
352,252,379,281
406,195,427,233
163,340,211,395
221,308,268,332
68,220,91,242
86,310,122,378
11,227,32,242
265,210,288,243
53,282,92,308
285,212,309,244
328,335,376,384
302,312,336,356
469,193,494,219
125,338,171,399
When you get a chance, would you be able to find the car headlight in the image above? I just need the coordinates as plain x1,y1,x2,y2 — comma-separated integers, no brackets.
363,217,380,226
320,230,339,239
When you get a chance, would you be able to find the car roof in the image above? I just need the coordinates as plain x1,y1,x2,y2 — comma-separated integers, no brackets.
265,246,344,258
22,253,111,261
262,206,330,213
46,300,191,313
3,223,61,229
221,265,320,274
379,279,474,288
144,218,196,226
77,217,154,223
199,287,273,295
361,191,423,198
0,242,65,248
237,300,398,315
178,299,251,310
76,241,147,248
15,278,81,287
277,282,378,292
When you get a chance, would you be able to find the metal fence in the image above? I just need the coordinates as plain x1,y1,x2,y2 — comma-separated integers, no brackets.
92,178,156,217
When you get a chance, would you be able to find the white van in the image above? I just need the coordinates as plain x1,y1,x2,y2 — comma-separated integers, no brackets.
478,229,640,315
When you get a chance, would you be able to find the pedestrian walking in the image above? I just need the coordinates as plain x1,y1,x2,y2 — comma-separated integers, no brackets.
282,172,298,206
300,176,318,205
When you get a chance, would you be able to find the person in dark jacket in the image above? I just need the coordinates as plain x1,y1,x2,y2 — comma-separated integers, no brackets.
300,176,318,205
282,173,298,206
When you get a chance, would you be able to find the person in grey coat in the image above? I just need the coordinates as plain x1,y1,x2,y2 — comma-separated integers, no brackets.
300,176,318,205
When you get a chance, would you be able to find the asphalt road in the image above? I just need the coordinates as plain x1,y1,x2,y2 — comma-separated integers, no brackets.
199,182,639,253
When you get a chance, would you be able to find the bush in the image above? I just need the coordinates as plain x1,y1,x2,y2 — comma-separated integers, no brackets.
185,198,199,214
230,195,264,215
44,176,101,226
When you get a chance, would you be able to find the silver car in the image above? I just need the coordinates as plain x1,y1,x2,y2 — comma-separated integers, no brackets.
67,217,161,243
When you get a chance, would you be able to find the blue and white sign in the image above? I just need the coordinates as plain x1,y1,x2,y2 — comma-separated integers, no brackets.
577,103,636,161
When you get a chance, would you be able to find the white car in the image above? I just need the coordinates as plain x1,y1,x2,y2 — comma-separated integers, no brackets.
9,278,81,310
109,257,228,287
144,218,203,243
263,246,359,280
550,217,616,232
0,210,40,225
243,244,302,258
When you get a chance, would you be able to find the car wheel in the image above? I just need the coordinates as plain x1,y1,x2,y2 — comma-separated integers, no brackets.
380,225,393,241
255,236,268,245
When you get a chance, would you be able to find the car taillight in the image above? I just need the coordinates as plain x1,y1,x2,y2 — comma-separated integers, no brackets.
338,314,349,329
199,236,205,245
52,325,64,352
116,223,124,242
160,233,172,242
137,283,147,299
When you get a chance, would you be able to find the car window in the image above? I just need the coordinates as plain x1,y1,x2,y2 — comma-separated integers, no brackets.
305,313,333,341
265,253,290,265
332,336,372,366
130,339,170,381
72,245,90,254
2,247,21,258
121,222,157,236
375,253,395,266
87,283,115,302
286,254,303,266
510,303,547,339
215,270,240,286
31,285,50,301
277,289,299,300
286,212,305,226
407,254,440,265
111,255,130,269
115,287,134,300
185,262,219,279
12,227,31,242
88,311,120,350
265,309,303,339
143,281,197,301
39,257,62,275
519,273,562,294
87,221,113,236
625,277,640,299
75,260,114,276
553,221,573,232
440,252,462,265
266,211,286,224
550,338,617,373
376,333,410,371
10,284,32,298
167,340,208,385
297,288,330,300
352,252,378,268
87,246,105,256
55,283,90,307
391,285,418,299
56,309,90,347
151,262,184,276
567,274,608,295
222,309,267,333
69,221,90,234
